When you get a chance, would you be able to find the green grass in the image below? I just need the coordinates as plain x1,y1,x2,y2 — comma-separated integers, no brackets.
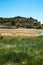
0,36,43,65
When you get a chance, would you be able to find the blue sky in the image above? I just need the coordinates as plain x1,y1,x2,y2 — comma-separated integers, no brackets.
0,0,43,23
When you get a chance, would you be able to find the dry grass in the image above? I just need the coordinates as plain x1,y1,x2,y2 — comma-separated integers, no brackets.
0,28,43,37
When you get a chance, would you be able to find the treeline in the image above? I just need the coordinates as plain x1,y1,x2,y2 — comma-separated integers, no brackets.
0,16,43,29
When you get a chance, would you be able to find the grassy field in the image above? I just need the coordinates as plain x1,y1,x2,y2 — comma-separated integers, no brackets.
0,36,43,65
0,29,43,36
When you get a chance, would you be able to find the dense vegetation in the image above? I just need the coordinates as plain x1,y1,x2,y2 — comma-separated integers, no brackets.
0,36,43,65
0,16,43,29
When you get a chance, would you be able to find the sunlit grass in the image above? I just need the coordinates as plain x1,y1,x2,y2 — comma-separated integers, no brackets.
0,36,43,65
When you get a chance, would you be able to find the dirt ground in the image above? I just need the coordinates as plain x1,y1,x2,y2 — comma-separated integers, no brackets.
0,28,43,37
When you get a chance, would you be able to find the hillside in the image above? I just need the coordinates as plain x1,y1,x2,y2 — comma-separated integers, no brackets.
0,16,43,29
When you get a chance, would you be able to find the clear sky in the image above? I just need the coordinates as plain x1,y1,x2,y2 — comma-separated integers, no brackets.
0,0,43,23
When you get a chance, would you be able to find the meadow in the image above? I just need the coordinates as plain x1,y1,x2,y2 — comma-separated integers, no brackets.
0,36,43,65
